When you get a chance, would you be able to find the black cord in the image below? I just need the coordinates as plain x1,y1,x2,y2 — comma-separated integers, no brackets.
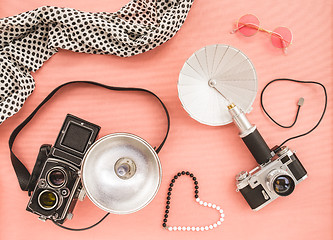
261,96,302,128
260,78,327,150
52,213,110,231
9,81,170,191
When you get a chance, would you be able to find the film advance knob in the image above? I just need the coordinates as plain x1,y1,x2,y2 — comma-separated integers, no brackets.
236,171,248,181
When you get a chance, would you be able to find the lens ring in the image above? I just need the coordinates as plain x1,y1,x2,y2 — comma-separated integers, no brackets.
237,14,260,37
271,26,293,48
38,190,59,210
47,167,67,188
273,175,295,196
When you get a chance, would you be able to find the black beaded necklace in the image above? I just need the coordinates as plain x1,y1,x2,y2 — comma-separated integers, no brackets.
162,171,225,232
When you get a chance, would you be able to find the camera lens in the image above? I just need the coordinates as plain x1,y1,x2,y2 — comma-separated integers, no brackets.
47,168,66,187
38,190,58,210
273,175,295,196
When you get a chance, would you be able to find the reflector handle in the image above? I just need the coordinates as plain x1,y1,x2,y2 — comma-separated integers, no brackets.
228,103,272,165
241,128,272,165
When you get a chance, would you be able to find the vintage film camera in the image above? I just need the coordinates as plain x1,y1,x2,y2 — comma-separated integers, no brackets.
228,104,308,210
26,114,100,223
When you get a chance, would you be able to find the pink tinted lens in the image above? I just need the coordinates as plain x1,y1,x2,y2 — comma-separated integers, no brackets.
271,27,292,48
237,14,260,37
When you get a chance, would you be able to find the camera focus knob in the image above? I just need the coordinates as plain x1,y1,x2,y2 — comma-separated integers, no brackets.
236,171,248,181
78,188,86,201
67,213,73,220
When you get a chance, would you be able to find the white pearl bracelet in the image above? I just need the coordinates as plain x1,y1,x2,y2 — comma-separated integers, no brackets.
165,198,225,232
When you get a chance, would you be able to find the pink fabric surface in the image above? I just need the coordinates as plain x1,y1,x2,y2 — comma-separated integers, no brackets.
0,0,332,239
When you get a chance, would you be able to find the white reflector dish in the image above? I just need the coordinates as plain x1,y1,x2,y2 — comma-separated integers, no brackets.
178,44,257,126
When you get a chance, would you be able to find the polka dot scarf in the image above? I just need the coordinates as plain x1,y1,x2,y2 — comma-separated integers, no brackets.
0,0,194,124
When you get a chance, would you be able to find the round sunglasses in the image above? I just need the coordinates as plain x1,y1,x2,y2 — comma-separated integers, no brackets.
231,14,293,53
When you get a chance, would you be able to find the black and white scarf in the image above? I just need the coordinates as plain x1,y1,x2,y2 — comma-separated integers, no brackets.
0,0,194,124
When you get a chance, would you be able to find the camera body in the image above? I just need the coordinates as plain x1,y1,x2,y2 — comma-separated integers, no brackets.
26,114,100,223
236,146,307,210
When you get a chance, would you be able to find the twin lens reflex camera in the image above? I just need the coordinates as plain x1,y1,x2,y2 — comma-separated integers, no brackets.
228,104,308,211
26,114,100,223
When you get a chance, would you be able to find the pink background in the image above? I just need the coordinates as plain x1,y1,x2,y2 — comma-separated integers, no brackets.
0,0,332,239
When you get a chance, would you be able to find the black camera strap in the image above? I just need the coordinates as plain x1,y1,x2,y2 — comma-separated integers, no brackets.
9,81,170,193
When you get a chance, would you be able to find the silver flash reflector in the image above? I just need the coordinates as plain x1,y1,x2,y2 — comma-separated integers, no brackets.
178,44,257,126
81,133,161,214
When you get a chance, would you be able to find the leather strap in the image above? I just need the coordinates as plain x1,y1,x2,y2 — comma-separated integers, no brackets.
9,81,170,192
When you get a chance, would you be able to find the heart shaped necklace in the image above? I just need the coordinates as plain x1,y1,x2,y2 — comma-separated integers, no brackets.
162,171,225,231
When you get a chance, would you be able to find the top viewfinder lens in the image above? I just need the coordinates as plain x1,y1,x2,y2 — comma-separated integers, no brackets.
48,168,66,187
